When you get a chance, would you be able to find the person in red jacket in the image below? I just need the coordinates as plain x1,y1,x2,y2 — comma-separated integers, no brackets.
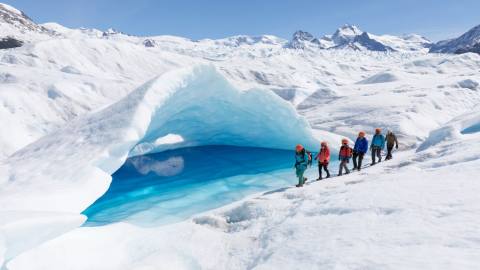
338,138,353,176
314,141,331,180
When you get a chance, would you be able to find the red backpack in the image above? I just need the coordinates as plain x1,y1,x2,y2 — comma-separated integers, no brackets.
340,146,352,158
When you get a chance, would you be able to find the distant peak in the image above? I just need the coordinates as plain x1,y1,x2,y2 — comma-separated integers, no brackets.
0,3,23,16
334,24,363,36
104,28,120,34
0,2,52,35
292,30,315,41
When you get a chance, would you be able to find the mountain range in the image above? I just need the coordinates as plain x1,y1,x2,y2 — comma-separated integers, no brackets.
0,2,479,55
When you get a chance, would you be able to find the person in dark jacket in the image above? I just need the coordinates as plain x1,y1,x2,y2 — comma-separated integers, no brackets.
338,139,352,176
370,128,385,165
353,131,368,171
294,144,311,187
385,130,399,160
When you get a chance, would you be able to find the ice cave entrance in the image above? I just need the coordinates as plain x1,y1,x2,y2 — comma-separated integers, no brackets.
82,145,314,227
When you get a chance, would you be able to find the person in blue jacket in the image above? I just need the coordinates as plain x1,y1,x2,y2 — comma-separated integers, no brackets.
370,128,385,165
294,144,311,187
353,131,368,171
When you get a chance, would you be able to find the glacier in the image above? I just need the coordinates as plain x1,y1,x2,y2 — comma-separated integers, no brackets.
2,2,480,269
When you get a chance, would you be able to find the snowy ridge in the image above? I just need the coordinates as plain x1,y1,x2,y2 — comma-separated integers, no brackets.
430,24,480,54
287,24,431,52
0,3,53,42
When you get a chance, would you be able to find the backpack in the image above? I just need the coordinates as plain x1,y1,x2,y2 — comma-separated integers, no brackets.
306,150,313,167
340,146,352,158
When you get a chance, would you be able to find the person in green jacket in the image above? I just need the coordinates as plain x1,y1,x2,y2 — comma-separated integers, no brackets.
294,144,311,187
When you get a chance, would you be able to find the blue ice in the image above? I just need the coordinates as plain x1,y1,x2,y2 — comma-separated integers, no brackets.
461,122,480,134
83,145,333,227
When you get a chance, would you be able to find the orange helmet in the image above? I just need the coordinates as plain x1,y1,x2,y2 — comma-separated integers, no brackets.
358,131,365,137
341,138,349,145
321,141,327,147
375,128,381,134
295,144,304,151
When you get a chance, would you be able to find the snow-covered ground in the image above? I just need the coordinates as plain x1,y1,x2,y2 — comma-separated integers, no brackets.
1,3,480,269
7,115,480,269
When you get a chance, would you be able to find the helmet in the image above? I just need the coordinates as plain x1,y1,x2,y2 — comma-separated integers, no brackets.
358,131,365,137
295,144,304,151
321,141,327,147
375,128,381,134
341,138,349,145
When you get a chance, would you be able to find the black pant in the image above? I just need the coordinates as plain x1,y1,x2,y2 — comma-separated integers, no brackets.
386,145,394,160
318,162,330,179
371,146,382,164
338,159,350,175
352,151,364,170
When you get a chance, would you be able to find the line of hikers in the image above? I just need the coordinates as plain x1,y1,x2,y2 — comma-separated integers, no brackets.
294,128,399,187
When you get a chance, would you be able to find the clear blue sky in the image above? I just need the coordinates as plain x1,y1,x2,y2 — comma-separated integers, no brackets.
4,0,479,41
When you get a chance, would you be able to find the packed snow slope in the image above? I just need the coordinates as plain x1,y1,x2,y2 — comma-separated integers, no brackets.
1,3,480,269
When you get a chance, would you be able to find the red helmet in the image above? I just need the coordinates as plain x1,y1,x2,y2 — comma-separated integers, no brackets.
341,138,349,145
375,128,381,134
321,141,327,146
358,131,365,137
295,144,304,151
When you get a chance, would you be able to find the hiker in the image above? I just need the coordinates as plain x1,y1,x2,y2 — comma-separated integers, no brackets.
338,138,353,176
294,144,311,187
314,141,331,180
385,130,399,160
353,131,368,171
370,128,385,165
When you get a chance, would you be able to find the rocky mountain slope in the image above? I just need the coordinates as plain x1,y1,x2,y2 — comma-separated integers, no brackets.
430,24,480,54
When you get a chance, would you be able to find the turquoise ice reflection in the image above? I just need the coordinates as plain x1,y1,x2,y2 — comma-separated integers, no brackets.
82,145,305,227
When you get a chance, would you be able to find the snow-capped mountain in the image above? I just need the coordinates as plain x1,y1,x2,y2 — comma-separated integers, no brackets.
288,30,320,49
0,3,52,40
287,24,431,52
335,31,394,52
331,24,363,45
430,24,480,54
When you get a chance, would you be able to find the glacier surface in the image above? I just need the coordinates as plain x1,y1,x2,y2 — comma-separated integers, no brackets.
2,5,480,268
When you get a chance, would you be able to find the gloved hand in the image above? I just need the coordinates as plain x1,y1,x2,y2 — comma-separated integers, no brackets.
396,145,399,149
